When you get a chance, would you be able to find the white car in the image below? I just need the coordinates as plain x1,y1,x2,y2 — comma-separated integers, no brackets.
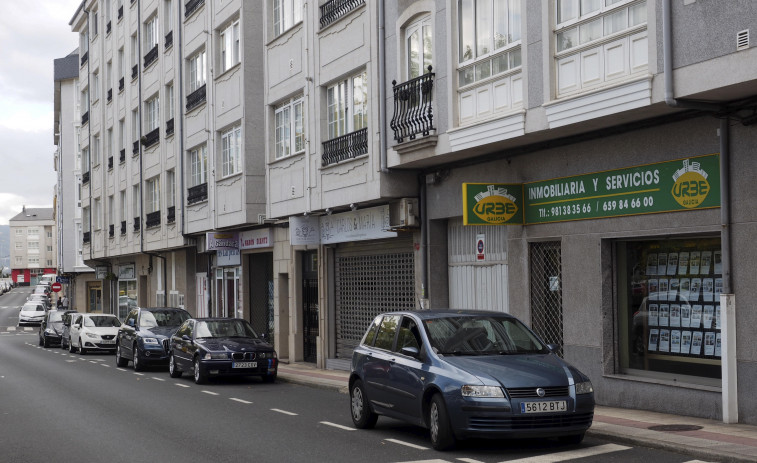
69,313,122,354
19,302,46,326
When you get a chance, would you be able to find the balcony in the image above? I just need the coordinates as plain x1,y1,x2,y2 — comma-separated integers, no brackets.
119,77,124,92
144,45,158,68
108,224,114,238
107,88,112,103
185,0,205,18
133,217,141,232
120,149,126,163
142,127,159,149
186,84,206,112
131,64,138,80
117,5,123,20
82,171,90,184
146,211,161,228
167,206,175,224
81,111,89,126
187,182,208,205
133,140,140,155
165,30,173,50
120,220,127,235
320,0,365,28
80,51,88,67
390,66,436,143
166,118,174,136
108,156,113,170
83,231,91,244
322,128,368,166
106,20,112,35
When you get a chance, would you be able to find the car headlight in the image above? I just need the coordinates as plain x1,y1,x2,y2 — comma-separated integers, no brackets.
84,332,100,339
142,337,160,345
45,328,55,334
204,352,229,360
461,385,505,398
575,380,594,395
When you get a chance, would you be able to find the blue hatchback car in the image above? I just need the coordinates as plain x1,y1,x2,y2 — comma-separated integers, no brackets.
349,310,595,450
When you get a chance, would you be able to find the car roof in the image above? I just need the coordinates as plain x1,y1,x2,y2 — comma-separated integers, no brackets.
378,309,518,320
82,313,118,317
190,317,247,322
137,306,188,312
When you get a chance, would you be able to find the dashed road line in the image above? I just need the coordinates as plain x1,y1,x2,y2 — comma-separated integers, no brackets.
100,364,110,368
319,421,354,431
151,377,165,381
229,398,252,404
202,390,219,396
134,372,145,376
384,438,429,450
174,383,190,388
271,408,298,416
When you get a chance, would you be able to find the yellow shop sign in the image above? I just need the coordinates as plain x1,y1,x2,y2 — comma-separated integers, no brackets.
671,159,711,209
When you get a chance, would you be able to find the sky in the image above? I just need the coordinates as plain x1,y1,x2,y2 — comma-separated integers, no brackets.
0,0,83,225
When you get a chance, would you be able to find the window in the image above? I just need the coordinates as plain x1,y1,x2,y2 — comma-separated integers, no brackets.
29,256,40,266
27,227,39,236
374,315,400,351
94,198,102,230
91,9,99,37
105,0,111,24
221,125,242,177
82,147,90,172
92,70,100,102
81,87,89,113
119,118,125,153
108,195,115,226
167,169,176,208
189,145,207,186
144,15,159,51
83,207,91,233
164,0,174,33
327,71,367,140
120,190,127,223
106,61,112,90
131,34,139,68
15,242,22,250
146,96,160,132
459,0,520,64
133,184,141,218
132,109,140,143
28,241,39,250
273,0,302,37
166,83,175,119
406,15,433,79
80,30,89,55
220,20,240,72
188,50,206,92
274,96,305,159
118,48,124,78
556,0,646,51
146,176,160,213
107,128,113,159
15,256,22,265
93,135,101,165
47,246,53,252
15,229,23,235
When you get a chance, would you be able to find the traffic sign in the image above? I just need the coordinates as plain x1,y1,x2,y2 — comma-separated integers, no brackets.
51,282,62,292
56,276,70,284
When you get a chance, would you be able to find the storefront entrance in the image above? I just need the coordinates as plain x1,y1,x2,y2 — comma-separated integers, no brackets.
248,253,273,342
87,281,103,313
529,241,564,357
302,251,318,363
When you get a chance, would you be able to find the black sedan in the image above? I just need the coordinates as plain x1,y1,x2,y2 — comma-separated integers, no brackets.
116,307,192,371
168,318,278,384
38,310,65,347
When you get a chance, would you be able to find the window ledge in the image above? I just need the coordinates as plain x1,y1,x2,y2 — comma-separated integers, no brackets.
219,171,243,182
268,151,305,167
393,134,437,155
320,152,368,170
215,62,241,81
266,22,303,47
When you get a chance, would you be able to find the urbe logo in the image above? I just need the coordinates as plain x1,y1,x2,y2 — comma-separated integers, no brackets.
473,185,518,224
671,160,710,209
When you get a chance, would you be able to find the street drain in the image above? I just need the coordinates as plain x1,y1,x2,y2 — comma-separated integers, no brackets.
648,424,703,432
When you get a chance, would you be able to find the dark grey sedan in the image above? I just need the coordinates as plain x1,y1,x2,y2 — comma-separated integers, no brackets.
349,310,595,450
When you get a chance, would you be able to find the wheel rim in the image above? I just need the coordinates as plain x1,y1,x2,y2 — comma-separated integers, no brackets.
351,387,364,420
169,355,175,374
133,348,139,369
430,402,439,442
116,345,121,361
194,359,200,382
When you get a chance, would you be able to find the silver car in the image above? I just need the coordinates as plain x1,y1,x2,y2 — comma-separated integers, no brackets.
19,302,46,326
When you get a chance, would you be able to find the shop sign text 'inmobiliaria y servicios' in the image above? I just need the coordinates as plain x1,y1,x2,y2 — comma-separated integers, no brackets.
462,154,720,225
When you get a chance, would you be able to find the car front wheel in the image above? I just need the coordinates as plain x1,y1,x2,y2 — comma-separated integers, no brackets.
193,357,207,384
78,338,87,355
169,353,182,378
350,380,378,429
116,343,128,367
43,336,50,348
132,344,144,372
429,394,456,450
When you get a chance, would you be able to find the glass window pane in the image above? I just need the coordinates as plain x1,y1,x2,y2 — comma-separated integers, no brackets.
476,0,492,57
581,0,601,15
604,9,627,35
606,0,624,6
492,53,509,75
459,0,475,62
493,0,508,49
408,30,420,79
579,18,602,44
557,27,578,52
294,100,305,153
510,0,521,42
630,2,647,26
475,60,491,80
423,24,433,71
459,67,475,86
557,0,578,24
510,48,522,68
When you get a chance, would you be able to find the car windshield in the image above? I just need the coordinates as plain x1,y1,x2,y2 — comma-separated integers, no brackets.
423,315,548,356
140,309,191,328
84,316,121,328
195,320,258,339
48,312,63,323
23,304,44,312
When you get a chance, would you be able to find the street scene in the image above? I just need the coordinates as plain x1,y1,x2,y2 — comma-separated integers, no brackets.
2,0,757,462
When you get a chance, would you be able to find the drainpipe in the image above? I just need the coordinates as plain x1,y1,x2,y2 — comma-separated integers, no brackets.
178,0,186,237
663,0,735,423
378,0,389,173
419,176,428,309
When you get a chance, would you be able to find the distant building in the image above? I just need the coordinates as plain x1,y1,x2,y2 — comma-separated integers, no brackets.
9,207,57,286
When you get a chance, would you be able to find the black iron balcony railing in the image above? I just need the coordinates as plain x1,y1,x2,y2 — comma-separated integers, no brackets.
133,140,140,155
83,231,91,243
120,220,127,235
187,182,208,205
165,30,173,50
320,0,365,28
167,206,175,223
120,149,126,163
131,64,138,80
106,20,112,35
118,5,123,20
186,84,206,112
108,156,113,170
185,0,205,18
80,51,88,67
166,118,174,136
142,127,159,148
390,66,436,143
81,111,89,126
82,171,90,184
109,224,114,238
133,217,141,232
107,88,112,102
322,127,368,166
146,211,161,228
119,77,125,91
144,45,158,68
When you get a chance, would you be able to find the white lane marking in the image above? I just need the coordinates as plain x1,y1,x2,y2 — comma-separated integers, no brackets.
89,361,98,364
134,372,145,376
457,458,486,463
202,390,219,396
174,383,190,388
230,398,252,404
499,444,631,463
65,360,77,363
100,364,110,368
319,421,355,431
116,368,129,371
271,409,298,416
151,377,166,382
384,439,429,450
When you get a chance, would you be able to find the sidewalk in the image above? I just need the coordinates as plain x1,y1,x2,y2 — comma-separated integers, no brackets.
277,362,757,463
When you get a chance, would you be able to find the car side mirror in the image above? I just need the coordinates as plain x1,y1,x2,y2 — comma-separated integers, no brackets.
400,346,421,358
182,335,192,342
547,343,559,352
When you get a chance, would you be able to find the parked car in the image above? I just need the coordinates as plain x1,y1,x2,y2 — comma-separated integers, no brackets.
69,313,121,354
39,310,65,347
33,285,51,297
116,307,192,371
168,318,278,384
19,302,47,326
59,311,80,350
27,294,52,310
349,310,595,450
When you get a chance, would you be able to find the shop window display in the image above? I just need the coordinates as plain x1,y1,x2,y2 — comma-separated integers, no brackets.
618,237,722,383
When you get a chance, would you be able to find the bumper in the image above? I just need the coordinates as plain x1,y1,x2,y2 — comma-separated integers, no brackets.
82,341,118,350
43,333,63,344
138,347,171,364
20,318,45,325
199,359,278,378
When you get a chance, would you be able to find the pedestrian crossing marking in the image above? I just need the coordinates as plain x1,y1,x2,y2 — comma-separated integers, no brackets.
499,444,630,463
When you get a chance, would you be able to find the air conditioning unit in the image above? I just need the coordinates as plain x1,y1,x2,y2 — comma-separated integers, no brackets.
391,198,419,228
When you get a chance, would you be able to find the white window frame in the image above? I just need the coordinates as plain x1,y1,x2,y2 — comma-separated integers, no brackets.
94,198,102,230
406,15,433,80
92,70,100,102
146,95,160,132
327,71,368,140
274,96,305,159
166,83,175,119
146,176,161,214
132,109,140,143
458,0,521,65
107,128,113,159
167,169,176,208
164,0,174,33
108,195,115,227
93,134,101,166
144,14,159,51
133,184,141,219
221,125,242,177
188,50,206,92
120,190,127,224
119,119,125,153
220,19,240,73
189,145,208,187
273,0,302,37
82,147,90,172
91,9,99,37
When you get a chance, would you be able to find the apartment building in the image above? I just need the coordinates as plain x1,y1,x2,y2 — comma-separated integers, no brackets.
9,207,57,286
54,50,96,310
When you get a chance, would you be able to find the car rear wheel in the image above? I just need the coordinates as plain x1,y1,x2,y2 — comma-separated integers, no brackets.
350,380,378,429
116,343,128,367
132,344,144,372
429,394,456,451
79,338,87,355
169,353,182,378
193,357,207,384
